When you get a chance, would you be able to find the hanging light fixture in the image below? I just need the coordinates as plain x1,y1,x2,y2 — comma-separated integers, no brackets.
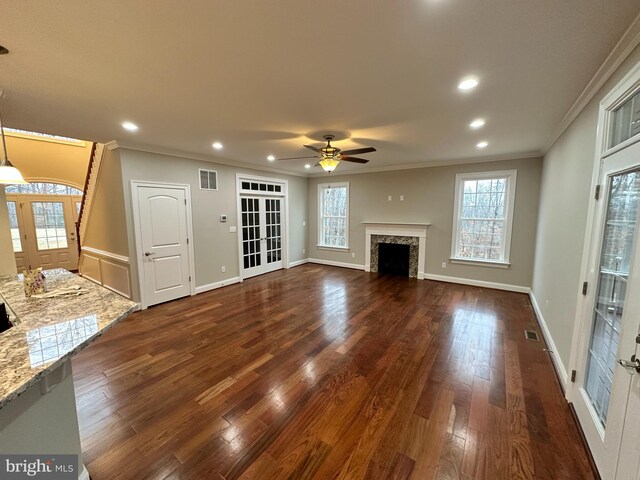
319,157,339,173
0,95,27,184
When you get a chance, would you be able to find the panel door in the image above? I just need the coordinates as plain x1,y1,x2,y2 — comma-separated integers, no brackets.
137,186,192,307
18,195,79,271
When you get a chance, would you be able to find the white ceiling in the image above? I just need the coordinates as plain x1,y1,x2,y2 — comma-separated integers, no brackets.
1,1,639,175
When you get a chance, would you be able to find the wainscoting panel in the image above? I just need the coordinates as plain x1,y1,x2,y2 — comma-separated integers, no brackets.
79,247,132,299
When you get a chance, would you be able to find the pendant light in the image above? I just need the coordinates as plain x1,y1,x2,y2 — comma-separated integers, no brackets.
0,96,27,184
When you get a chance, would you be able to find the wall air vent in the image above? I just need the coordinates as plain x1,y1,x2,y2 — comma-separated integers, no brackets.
199,169,218,190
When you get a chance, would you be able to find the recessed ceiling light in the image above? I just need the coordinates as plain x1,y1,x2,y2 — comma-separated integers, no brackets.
470,118,485,129
121,121,138,132
212,142,223,150
304,164,311,169
458,77,479,91
476,141,489,149
267,155,276,162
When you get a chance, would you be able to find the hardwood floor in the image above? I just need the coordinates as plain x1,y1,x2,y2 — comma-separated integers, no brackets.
73,265,596,479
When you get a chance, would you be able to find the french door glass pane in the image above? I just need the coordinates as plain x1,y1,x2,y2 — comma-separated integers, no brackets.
6,201,22,252
585,168,640,426
241,198,261,269
265,198,281,264
31,201,68,250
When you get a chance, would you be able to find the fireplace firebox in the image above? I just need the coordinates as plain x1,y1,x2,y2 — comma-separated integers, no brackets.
378,243,410,277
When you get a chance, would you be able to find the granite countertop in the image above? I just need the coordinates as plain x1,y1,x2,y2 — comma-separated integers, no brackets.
0,269,137,408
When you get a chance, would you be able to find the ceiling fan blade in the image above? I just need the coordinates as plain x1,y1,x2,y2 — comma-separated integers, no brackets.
304,144,322,153
277,155,318,160
340,146,376,156
340,156,369,164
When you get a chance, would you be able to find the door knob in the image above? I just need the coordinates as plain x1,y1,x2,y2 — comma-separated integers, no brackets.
144,251,155,257
618,354,640,374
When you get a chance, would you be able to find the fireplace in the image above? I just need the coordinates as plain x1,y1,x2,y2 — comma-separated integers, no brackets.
364,222,430,279
378,243,410,276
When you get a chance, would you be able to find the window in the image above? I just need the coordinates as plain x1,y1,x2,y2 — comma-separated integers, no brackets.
31,201,68,250
451,170,517,265
318,182,349,249
609,88,640,149
5,183,83,195
6,201,22,252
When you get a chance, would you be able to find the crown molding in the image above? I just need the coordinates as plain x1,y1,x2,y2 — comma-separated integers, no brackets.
307,151,542,177
543,12,640,154
105,140,308,178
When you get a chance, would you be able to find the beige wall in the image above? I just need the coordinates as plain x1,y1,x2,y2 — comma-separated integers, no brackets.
532,44,640,371
308,156,542,288
0,189,17,276
6,135,92,189
81,147,129,256
117,148,308,302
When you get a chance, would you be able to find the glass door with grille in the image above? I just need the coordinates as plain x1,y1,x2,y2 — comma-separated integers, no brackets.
240,196,283,279
574,139,640,479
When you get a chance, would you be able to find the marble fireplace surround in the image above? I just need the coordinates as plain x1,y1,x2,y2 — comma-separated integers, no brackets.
364,222,430,279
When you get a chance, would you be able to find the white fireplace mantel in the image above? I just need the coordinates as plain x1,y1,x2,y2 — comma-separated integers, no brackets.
364,222,430,279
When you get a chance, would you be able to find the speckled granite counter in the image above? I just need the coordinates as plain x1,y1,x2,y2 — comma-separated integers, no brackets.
0,269,137,408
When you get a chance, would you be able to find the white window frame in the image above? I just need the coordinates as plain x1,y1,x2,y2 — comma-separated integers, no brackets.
318,182,350,250
450,170,517,267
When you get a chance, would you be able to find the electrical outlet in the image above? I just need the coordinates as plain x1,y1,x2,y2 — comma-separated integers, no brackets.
352,252,356,258
442,262,447,269
303,220,307,227
387,195,392,201
221,266,226,273
400,195,404,201
229,226,237,233
303,248,306,254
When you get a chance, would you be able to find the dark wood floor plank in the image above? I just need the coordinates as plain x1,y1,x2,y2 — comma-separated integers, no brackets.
71,265,597,479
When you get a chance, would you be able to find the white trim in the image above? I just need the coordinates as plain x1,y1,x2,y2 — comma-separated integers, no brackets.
451,170,517,264
318,182,350,249
108,141,307,177
307,151,542,177
422,273,529,293
544,12,640,154
130,181,197,309
289,258,309,267
195,276,241,294
78,465,91,480
364,223,428,279
317,245,350,251
308,258,365,270
81,246,129,263
529,290,569,392
449,258,511,269
362,221,431,227
236,173,290,279
7,178,85,191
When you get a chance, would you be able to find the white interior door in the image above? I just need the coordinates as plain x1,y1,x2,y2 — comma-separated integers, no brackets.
136,185,192,307
240,196,283,279
573,140,640,479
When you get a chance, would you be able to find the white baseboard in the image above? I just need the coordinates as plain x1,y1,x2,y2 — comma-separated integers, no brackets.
422,273,530,293
195,276,241,294
79,464,91,480
308,258,365,270
289,258,309,268
529,290,569,392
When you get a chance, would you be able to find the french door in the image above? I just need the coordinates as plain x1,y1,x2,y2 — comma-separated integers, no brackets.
573,140,640,479
240,196,283,278
6,194,82,271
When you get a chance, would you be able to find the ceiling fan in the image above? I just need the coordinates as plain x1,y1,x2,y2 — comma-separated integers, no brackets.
277,134,376,172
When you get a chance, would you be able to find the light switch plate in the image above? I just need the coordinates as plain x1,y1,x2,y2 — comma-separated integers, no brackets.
229,226,237,233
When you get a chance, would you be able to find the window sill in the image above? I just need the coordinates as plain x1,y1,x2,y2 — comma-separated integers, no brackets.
449,258,511,269
317,245,350,252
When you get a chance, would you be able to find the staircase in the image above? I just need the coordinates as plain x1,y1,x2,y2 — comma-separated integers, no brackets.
76,142,105,254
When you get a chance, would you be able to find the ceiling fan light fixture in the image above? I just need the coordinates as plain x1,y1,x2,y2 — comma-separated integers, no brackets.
319,158,339,173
